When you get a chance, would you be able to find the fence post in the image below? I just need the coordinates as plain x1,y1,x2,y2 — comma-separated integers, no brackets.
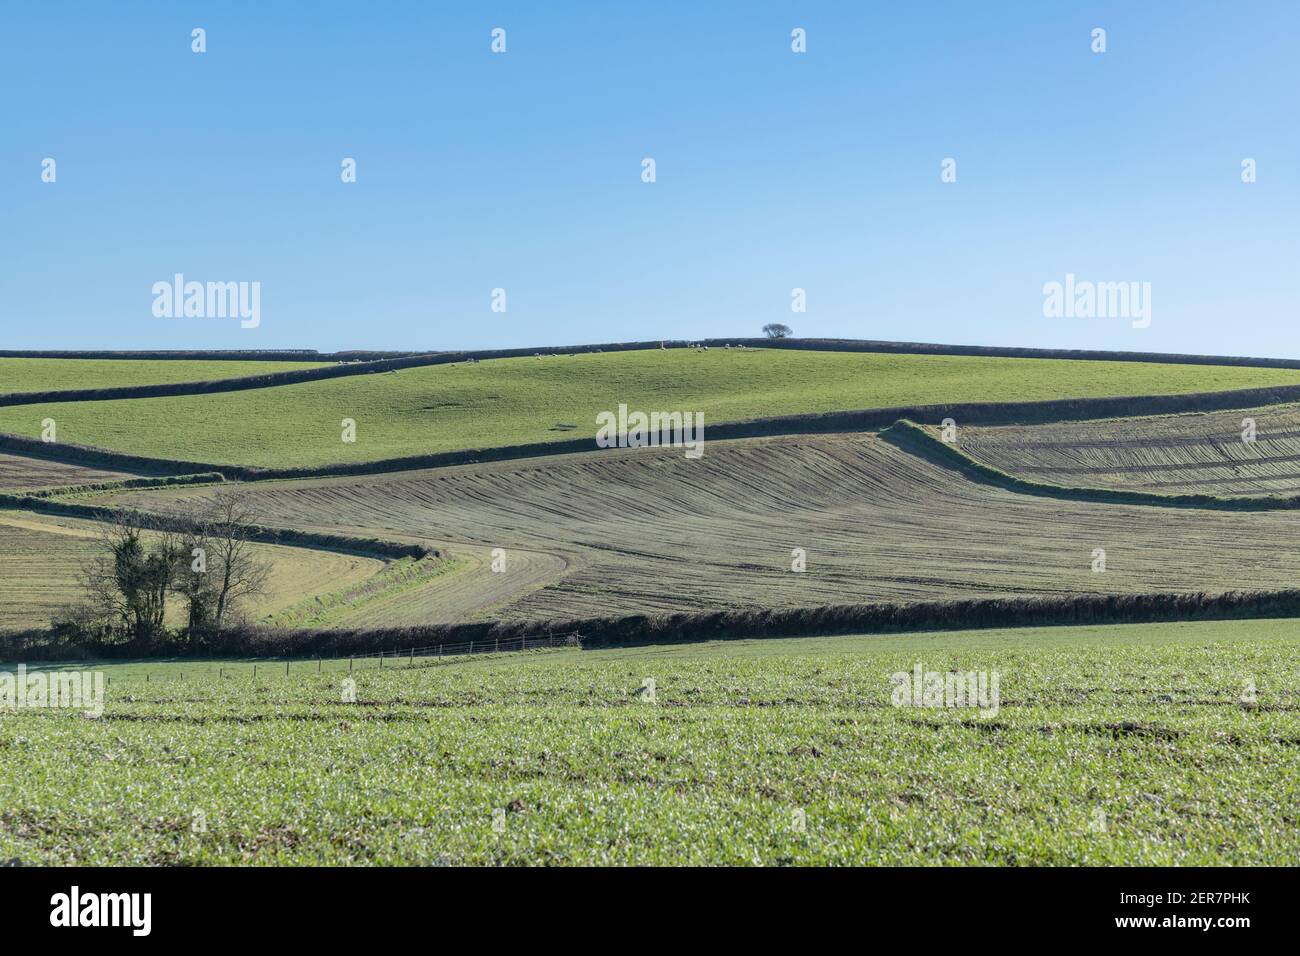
469,641,474,655
439,644,443,659
349,657,353,674
252,665,256,679
409,648,414,667
380,653,384,670
286,660,290,677
317,659,321,674
495,637,499,653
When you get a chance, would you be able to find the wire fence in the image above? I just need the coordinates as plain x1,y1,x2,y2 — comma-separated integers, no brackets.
341,631,583,668
112,631,585,683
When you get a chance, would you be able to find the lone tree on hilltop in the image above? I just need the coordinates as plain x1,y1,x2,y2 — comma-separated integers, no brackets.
762,323,792,339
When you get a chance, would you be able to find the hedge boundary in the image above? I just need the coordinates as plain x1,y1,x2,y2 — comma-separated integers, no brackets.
6,587,1300,660
11,472,227,499
878,419,1300,511
6,379,1300,483
6,337,1300,407
0,493,436,562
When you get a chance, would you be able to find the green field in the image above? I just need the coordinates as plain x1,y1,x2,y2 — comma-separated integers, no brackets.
0,358,328,394
3,618,1297,865
3,349,1297,467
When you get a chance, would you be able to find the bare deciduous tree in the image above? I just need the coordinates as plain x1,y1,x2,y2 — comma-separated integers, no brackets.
193,489,271,635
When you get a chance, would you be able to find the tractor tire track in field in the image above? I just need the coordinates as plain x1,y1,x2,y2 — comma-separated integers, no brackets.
100,432,1300,626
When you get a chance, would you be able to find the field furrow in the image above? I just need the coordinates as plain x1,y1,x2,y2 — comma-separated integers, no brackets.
98,433,1300,625
956,402,1300,497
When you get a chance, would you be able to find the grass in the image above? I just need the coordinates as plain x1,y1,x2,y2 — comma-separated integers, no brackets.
0,358,328,394
3,618,1298,865
3,349,1300,467
0,510,385,630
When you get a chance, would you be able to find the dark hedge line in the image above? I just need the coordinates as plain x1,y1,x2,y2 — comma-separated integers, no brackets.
0,349,413,361
0,341,719,406
7,337,1300,407
0,434,223,477
11,378,1300,484
879,420,1300,511
743,338,1300,369
6,588,1300,661
16,472,226,499
0,493,436,562
7,337,1300,367
0,351,448,406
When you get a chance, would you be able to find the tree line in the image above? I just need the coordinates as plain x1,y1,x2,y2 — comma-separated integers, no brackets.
54,490,270,649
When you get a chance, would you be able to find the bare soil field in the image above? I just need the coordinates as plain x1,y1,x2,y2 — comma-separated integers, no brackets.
953,402,1300,497
0,452,142,491
97,433,1300,624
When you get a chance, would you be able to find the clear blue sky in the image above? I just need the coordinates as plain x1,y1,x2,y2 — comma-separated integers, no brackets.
2,1,1296,356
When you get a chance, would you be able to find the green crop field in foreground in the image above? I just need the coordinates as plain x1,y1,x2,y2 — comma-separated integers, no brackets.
0,358,328,394
3,618,1298,865
2,349,1298,467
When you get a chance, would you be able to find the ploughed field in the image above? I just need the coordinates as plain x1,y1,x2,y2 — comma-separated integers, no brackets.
0,452,144,491
955,402,1300,497
0,510,385,630
101,433,1300,624
0,357,328,394
3,619,1297,865
4,349,1299,468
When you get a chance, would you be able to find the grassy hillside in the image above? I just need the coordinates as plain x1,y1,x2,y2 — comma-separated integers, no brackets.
102,433,1300,623
0,511,384,630
0,358,328,394
3,349,1300,467
4,618,1298,865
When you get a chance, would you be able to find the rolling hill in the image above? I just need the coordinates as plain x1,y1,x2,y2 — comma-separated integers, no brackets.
4,347,1300,469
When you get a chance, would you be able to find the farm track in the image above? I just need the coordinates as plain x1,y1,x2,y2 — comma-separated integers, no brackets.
957,402,1300,497
99,432,1300,625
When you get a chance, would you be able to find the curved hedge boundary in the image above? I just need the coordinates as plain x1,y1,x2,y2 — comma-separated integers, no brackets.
7,337,1300,367
0,435,229,478
14,472,226,499
0,493,436,562
878,419,1300,511
7,380,1300,483
7,337,1300,407
8,587,1300,660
